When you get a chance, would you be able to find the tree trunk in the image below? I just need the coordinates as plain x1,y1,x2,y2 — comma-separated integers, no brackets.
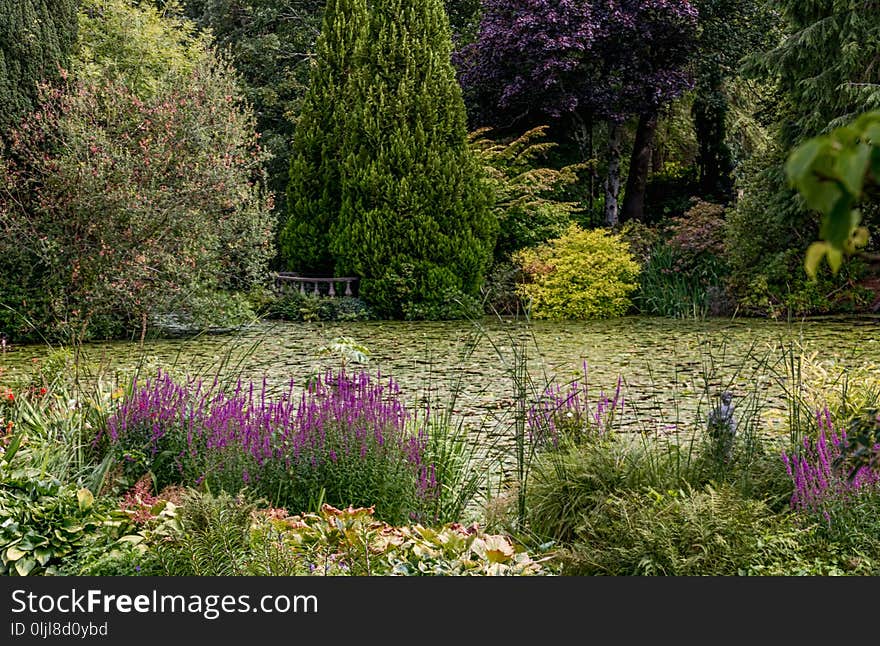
571,110,596,215
603,122,623,227
621,111,658,223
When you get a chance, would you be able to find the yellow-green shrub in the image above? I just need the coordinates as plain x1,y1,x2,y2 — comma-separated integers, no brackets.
514,225,640,320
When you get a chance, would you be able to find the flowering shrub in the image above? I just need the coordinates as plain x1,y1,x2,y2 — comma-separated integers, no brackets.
782,409,880,524
102,370,440,524
0,56,273,342
634,200,731,318
666,200,727,270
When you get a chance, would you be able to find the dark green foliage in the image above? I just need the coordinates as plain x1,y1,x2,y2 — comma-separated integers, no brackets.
724,0,880,314
266,293,373,322
283,0,495,319
281,0,363,274
753,0,880,147
690,0,780,200
725,144,874,315
0,0,78,137
558,484,785,576
150,490,257,576
481,260,523,315
444,0,481,43
333,0,495,318
635,200,731,319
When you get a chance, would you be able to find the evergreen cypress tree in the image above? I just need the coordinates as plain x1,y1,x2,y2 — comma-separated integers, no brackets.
283,0,495,317
281,0,365,274
333,0,493,317
0,0,79,136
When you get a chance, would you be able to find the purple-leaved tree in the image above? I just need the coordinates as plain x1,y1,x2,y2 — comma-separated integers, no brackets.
458,0,698,225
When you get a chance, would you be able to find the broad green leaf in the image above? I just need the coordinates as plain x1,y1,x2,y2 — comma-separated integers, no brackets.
871,148,880,180
15,556,36,576
77,488,94,511
786,138,826,185
804,242,829,280
834,143,871,196
826,247,843,274
820,202,858,249
5,546,26,561
34,547,52,567
118,534,144,545
831,125,861,148
799,175,844,215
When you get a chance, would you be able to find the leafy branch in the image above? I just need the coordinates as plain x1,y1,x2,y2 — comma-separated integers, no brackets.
786,111,880,278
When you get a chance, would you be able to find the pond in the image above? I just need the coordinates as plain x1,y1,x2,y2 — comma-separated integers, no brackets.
2,316,878,449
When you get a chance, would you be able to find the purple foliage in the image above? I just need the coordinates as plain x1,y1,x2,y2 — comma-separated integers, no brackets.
528,362,623,446
457,0,698,125
102,369,438,501
782,409,880,523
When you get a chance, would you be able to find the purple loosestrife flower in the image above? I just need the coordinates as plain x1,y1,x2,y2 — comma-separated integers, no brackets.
101,368,439,511
527,365,624,446
782,408,880,522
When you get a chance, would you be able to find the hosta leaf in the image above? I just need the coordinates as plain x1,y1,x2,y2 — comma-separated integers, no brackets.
77,488,94,511
5,545,26,561
15,556,36,576
34,547,52,566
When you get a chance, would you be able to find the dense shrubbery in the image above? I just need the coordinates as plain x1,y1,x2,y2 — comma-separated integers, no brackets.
0,470,127,576
470,126,582,263
635,199,732,318
515,225,640,320
724,145,873,317
0,0,273,343
266,293,373,323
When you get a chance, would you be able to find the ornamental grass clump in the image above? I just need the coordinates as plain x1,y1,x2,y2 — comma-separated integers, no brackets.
782,409,880,526
101,369,439,524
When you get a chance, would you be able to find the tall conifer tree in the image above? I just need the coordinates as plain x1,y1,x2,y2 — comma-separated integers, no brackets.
726,0,880,313
283,0,495,317
0,0,79,136
755,0,880,147
282,0,363,274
